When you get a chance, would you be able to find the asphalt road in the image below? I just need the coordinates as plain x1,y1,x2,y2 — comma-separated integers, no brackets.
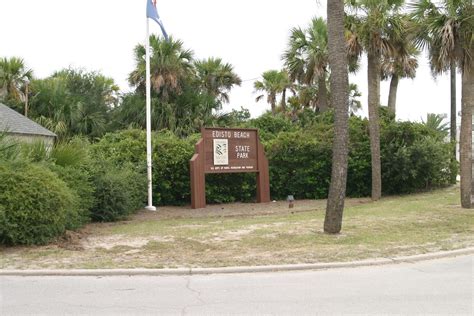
1,255,472,315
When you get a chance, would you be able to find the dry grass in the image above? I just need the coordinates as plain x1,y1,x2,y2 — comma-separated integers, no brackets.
1,186,473,269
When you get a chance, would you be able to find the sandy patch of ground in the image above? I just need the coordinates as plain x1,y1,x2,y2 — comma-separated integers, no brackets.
81,235,174,250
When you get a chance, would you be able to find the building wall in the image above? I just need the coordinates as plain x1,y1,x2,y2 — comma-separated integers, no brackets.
5,133,55,151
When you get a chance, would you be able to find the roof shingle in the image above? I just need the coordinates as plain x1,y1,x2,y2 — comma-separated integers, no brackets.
0,103,56,137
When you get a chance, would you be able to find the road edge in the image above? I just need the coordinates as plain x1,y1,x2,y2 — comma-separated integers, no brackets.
1,247,473,277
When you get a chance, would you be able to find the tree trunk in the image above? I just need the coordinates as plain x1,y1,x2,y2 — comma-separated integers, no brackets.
318,75,329,112
367,51,382,201
281,88,287,113
450,62,457,184
269,93,276,115
460,61,473,208
324,0,349,234
24,82,29,118
387,74,399,115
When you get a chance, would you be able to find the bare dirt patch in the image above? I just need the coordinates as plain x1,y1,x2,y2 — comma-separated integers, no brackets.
82,235,174,250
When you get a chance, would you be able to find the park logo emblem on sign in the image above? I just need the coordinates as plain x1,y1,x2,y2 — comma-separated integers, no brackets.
190,127,270,209
213,139,228,165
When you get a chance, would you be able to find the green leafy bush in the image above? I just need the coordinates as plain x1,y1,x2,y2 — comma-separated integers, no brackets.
89,115,454,206
91,129,146,167
246,113,297,141
151,131,194,205
49,164,94,229
88,160,146,222
0,161,76,245
206,173,256,203
346,117,371,197
266,131,332,200
380,120,454,194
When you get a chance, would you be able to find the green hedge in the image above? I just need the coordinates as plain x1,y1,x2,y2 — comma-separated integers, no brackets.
0,111,456,246
92,115,454,205
49,164,94,229
87,159,146,222
381,122,454,194
266,131,332,199
0,161,77,245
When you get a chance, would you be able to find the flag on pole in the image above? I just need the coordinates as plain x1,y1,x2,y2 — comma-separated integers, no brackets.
146,0,169,40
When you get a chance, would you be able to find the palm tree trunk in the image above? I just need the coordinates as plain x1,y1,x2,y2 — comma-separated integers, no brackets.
270,93,276,115
324,0,349,234
367,51,382,201
460,62,473,208
24,82,29,118
450,62,457,143
450,62,457,184
387,74,399,115
281,88,287,113
318,75,329,112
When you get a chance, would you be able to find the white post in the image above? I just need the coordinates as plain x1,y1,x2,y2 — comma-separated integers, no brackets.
145,17,157,211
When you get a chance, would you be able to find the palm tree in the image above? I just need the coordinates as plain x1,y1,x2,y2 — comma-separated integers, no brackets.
194,57,242,107
254,70,291,114
422,113,450,138
0,57,33,111
283,17,329,112
28,69,117,139
349,83,363,114
346,0,404,201
324,0,350,234
411,0,473,208
381,19,419,115
129,35,194,101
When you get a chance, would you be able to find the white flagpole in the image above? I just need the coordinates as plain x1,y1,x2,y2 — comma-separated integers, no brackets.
145,17,156,211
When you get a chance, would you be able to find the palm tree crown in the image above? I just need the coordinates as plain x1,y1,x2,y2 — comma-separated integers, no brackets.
129,35,194,100
0,57,33,103
283,17,329,111
410,0,473,73
254,70,291,115
194,57,242,106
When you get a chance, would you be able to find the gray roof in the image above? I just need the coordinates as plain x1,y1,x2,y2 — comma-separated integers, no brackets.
0,103,56,137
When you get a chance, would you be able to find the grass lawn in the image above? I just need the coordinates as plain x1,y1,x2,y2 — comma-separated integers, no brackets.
1,185,473,269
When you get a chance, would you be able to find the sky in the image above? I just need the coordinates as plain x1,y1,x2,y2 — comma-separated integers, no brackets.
0,0,461,124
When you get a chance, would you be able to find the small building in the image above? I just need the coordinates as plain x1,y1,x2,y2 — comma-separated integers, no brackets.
0,103,56,148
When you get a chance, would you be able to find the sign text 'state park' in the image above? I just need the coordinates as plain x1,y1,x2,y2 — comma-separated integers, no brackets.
190,127,270,209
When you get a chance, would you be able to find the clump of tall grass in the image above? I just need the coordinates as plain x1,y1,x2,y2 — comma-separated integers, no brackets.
0,132,20,161
51,137,90,167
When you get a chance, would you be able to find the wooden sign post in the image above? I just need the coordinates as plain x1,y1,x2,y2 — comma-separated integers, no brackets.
190,127,270,209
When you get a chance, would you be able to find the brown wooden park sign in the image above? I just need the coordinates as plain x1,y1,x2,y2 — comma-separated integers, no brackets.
190,127,270,209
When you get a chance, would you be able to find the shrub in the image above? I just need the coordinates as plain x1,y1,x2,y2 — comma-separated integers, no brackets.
88,160,146,222
49,164,94,229
346,117,371,197
206,173,256,203
88,115,454,206
0,161,76,245
266,131,333,200
247,113,298,141
91,129,146,167
382,135,453,194
151,132,194,205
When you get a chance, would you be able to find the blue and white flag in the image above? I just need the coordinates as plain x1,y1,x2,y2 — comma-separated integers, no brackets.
146,0,169,40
